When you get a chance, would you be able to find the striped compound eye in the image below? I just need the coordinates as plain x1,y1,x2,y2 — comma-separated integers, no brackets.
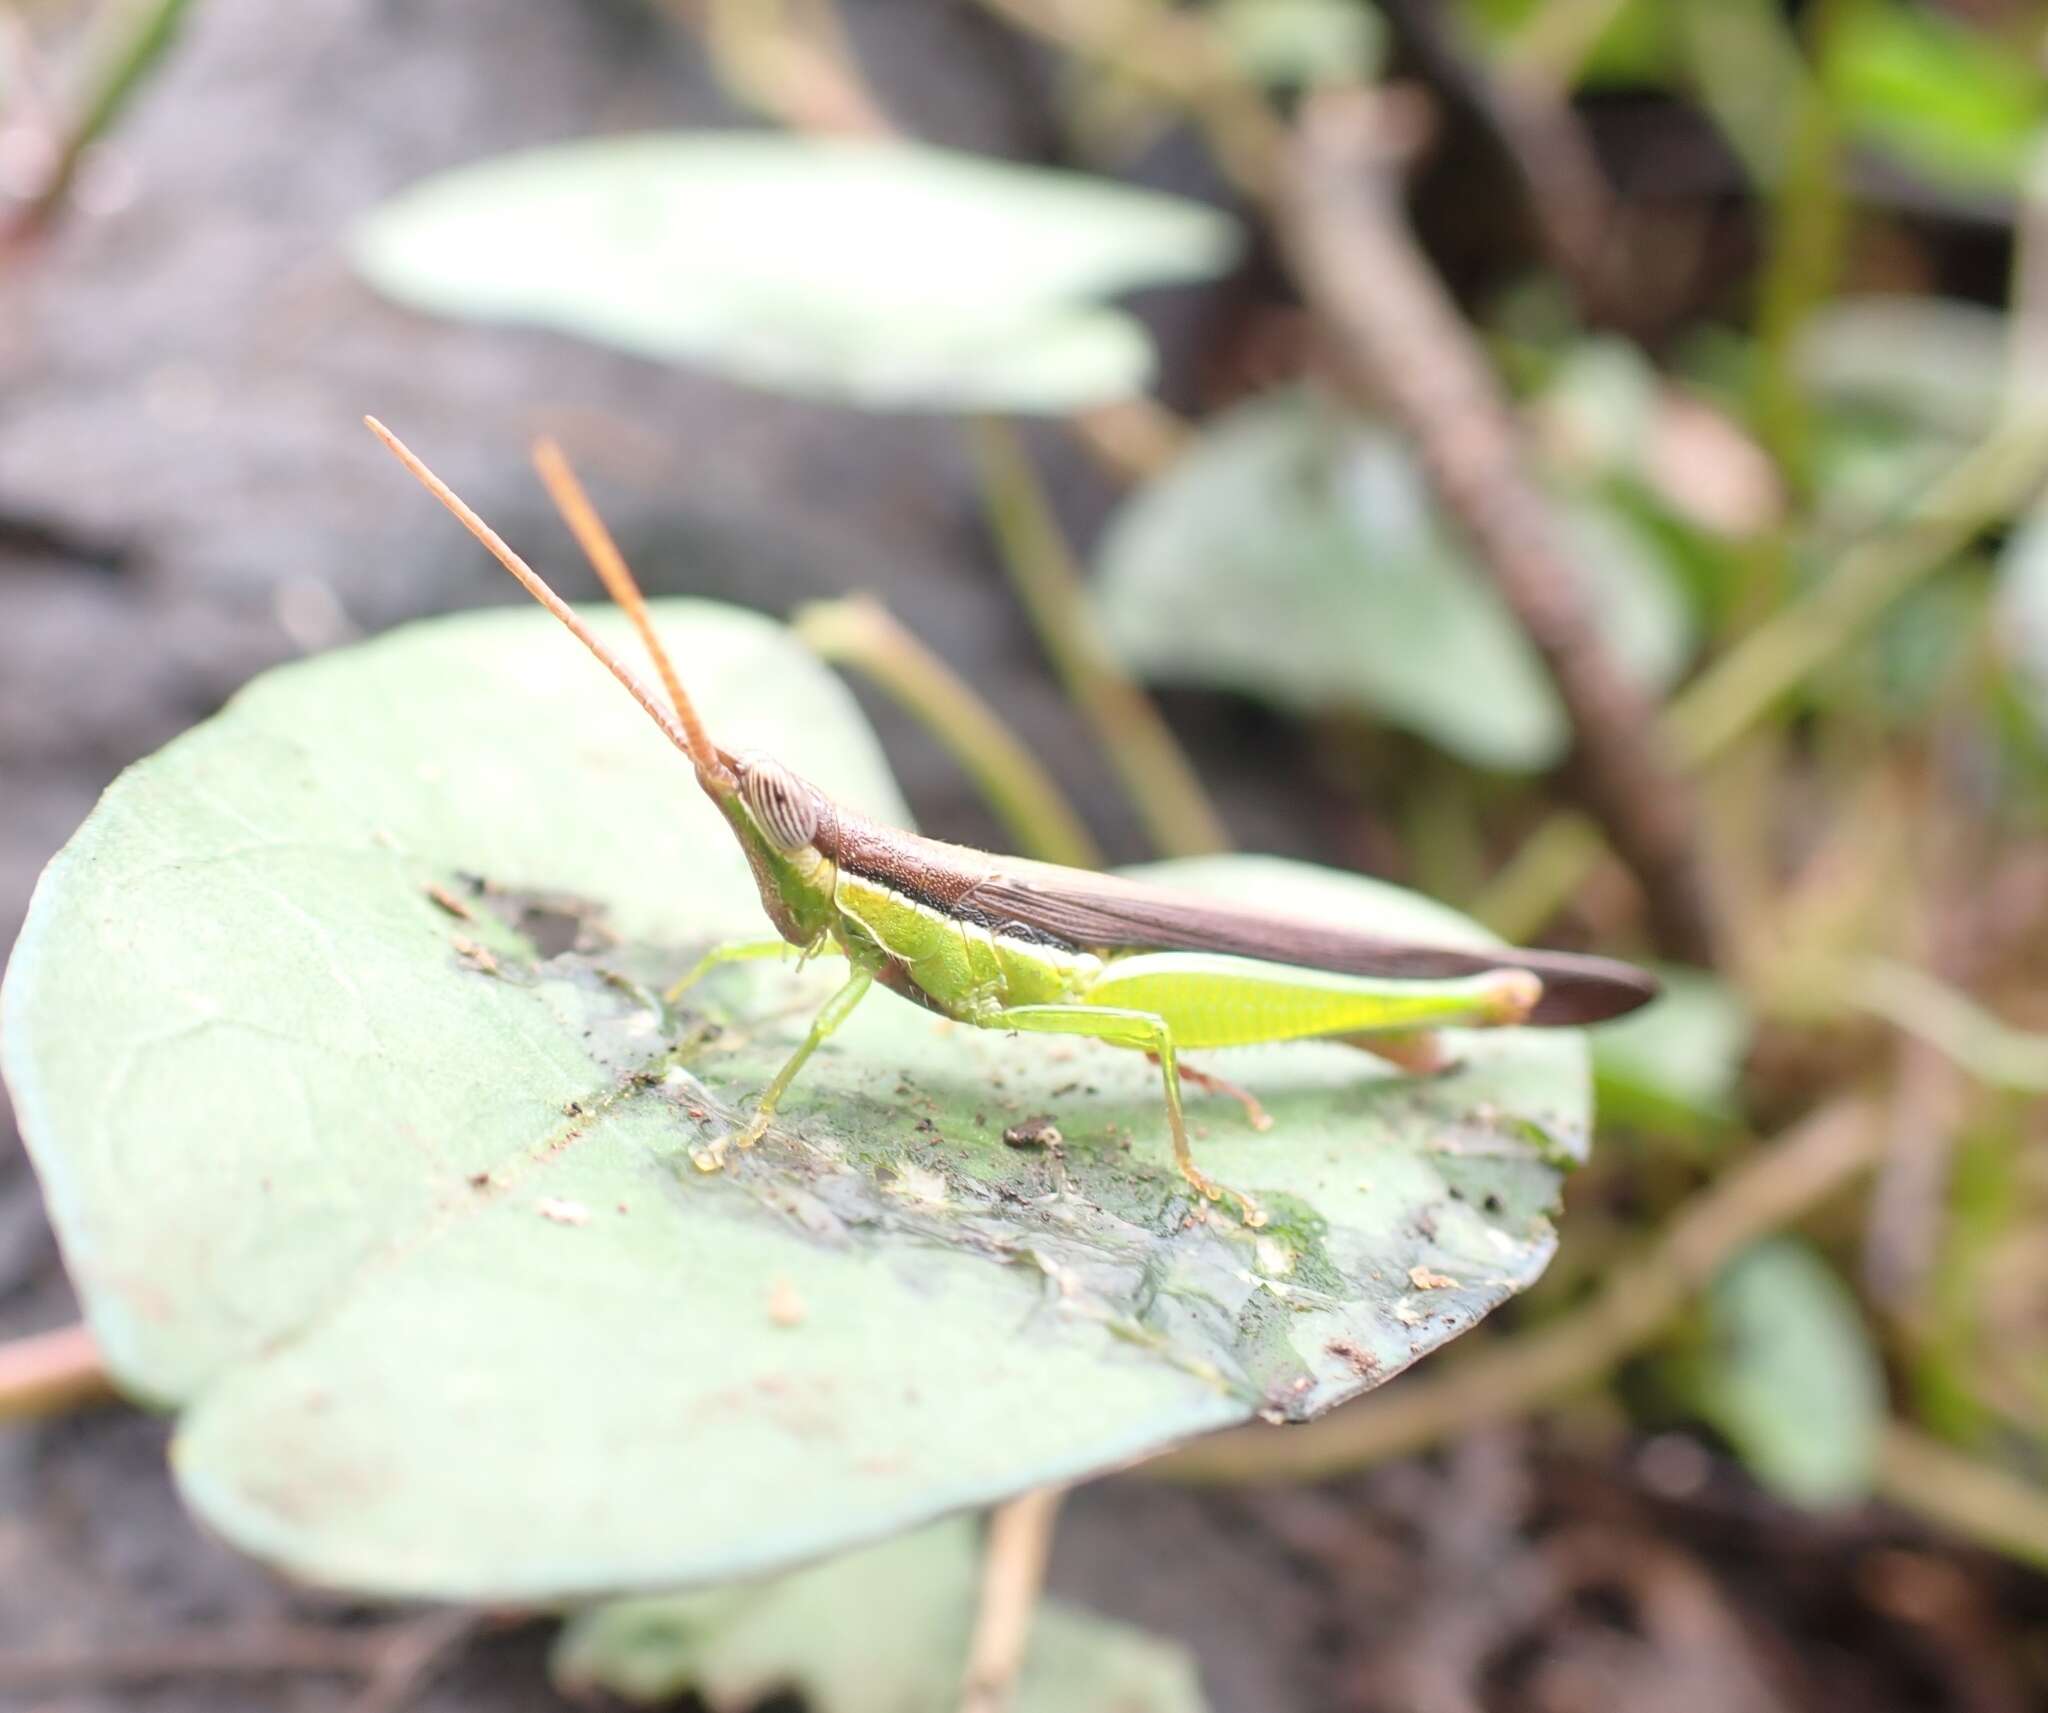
738,754,820,852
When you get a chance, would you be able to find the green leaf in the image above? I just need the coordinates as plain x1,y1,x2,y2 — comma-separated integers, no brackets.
350,133,1240,412
551,1519,1207,1713
1,603,1590,1602
1832,0,2046,195
1797,296,2008,443
1592,964,1750,1131
1209,0,1385,86
1693,1239,1884,1507
1094,392,1692,772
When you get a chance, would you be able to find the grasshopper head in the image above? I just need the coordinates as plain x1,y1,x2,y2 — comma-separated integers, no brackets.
714,750,839,950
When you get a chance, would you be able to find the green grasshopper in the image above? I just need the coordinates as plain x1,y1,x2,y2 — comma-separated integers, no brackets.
367,419,1656,1226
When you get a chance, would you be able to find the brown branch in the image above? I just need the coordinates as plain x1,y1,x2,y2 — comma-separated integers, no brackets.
1154,1097,1880,1483
1270,89,1719,963
0,1321,115,1421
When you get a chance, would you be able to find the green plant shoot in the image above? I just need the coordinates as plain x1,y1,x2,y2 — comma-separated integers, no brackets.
366,419,1657,1226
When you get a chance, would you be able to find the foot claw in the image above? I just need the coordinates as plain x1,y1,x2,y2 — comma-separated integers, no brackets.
1181,1172,1268,1227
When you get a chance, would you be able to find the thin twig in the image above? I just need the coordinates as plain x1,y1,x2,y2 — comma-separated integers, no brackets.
1877,1423,2048,1574
1748,0,1849,489
969,417,1230,857
1377,0,1619,316
1852,960,2048,1095
1505,0,1637,88
1272,89,1718,962
1467,811,1607,944
0,1321,114,1422
1861,1036,1968,1316
694,0,896,137
793,595,1103,868
968,0,1284,197
1155,1097,1880,1483
0,1610,483,1705
958,1487,1065,1713
1065,397,1193,486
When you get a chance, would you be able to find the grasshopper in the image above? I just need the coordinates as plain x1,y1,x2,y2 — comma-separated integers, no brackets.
367,419,1656,1226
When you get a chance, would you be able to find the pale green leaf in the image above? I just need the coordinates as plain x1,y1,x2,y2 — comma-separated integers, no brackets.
1,604,1589,1601
1695,1239,1884,1507
350,133,1240,412
1094,392,1692,772
551,1519,1207,1713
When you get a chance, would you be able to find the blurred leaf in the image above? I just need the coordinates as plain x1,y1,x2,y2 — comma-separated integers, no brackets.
1695,1239,1885,1507
1094,392,1692,772
0,603,1594,1601
1531,338,1663,477
1592,964,1750,1130
1209,0,1385,85
1833,0,2046,194
351,133,1240,412
1997,497,2048,738
551,1519,1208,1712
1797,296,2007,443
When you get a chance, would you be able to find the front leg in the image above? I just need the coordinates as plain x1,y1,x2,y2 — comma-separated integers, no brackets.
996,1003,1267,1227
665,934,839,1006
691,963,875,1171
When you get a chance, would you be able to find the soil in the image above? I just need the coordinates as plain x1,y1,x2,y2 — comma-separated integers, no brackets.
3,4,2045,1711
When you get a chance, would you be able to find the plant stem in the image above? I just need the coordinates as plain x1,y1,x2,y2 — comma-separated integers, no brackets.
958,1487,1065,1713
1664,420,2048,767
1748,0,1850,491
11,0,196,239
793,595,1103,868
1467,811,1607,944
0,1321,113,1422
1850,959,2048,1094
968,0,1283,197
1154,1098,1880,1483
1876,1424,2048,1574
968,417,1230,858
1273,90,1719,962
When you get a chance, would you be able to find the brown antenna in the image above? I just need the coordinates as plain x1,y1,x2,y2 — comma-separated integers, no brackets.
530,438,730,791
363,418,727,793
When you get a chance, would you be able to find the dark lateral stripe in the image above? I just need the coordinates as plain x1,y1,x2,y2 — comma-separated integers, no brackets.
832,847,1079,950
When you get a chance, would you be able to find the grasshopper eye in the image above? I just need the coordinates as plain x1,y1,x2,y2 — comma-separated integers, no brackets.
739,755,820,852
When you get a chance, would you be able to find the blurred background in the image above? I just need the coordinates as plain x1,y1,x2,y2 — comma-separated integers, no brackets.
6,0,2048,1709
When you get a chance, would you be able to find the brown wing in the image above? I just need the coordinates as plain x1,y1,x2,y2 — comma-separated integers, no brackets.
958,858,1658,1027
819,811,1658,1026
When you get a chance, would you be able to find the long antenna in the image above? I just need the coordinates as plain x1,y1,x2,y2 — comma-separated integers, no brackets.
363,417,714,782
530,438,727,785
